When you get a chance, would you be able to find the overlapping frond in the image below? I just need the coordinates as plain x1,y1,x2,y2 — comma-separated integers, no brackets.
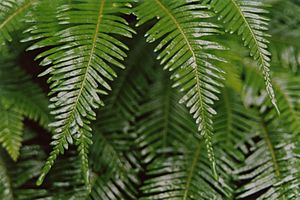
206,0,279,112
0,140,48,200
135,71,195,163
0,48,50,160
243,64,300,135
214,87,258,163
235,119,300,199
26,0,136,185
135,70,237,199
87,107,141,199
134,0,225,178
269,0,300,73
0,0,37,44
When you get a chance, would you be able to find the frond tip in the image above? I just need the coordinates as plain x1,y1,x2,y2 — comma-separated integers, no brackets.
134,0,225,179
30,0,135,186
207,0,280,113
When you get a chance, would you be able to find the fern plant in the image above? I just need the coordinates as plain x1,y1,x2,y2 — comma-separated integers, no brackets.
0,0,299,199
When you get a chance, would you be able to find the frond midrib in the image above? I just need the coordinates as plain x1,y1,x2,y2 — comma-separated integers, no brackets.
182,143,201,200
227,0,279,112
0,0,36,30
260,119,286,200
154,0,208,134
162,84,171,149
154,0,214,180
223,89,233,145
61,0,105,134
154,0,196,63
230,0,264,65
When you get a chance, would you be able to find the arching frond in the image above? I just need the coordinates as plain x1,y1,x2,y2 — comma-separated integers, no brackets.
235,119,300,199
214,87,258,163
26,0,136,185
206,0,279,112
134,0,225,178
0,0,37,44
0,48,50,160
88,36,155,199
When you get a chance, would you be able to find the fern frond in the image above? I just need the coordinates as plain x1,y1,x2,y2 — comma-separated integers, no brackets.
136,70,238,199
214,87,258,161
0,141,49,200
0,104,23,161
140,140,233,199
235,120,300,199
207,0,279,112
134,0,225,178
0,0,37,44
0,48,50,160
104,35,155,122
27,0,135,185
136,71,195,163
269,0,300,73
243,63,300,134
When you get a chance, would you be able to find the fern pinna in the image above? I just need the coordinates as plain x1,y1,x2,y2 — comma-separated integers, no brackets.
0,0,299,199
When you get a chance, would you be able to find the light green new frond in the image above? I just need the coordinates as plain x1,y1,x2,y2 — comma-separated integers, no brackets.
207,0,279,113
0,0,37,44
28,0,136,186
134,0,225,178
0,49,50,160
0,104,23,162
235,120,300,199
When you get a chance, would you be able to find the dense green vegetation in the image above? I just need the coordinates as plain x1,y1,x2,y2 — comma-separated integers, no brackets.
0,0,299,199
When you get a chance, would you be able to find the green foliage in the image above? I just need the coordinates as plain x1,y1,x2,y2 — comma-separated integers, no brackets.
0,0,299,199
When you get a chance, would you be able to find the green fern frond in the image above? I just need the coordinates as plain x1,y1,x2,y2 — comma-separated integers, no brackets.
135,70,236,199
87,110,140,199
140,142,232,199
0,142,48,200
235,120,300,199
134,0,225,179
0,48,50,160
136,71,195,163
269,0,300,73
207,0,279,113
0,105,23,162
104,35,155,122
214,87,258,161
27,0,136,186
0,0,37,44
243,64,300,134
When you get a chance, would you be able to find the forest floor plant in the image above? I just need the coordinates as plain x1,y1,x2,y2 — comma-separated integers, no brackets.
0,0,299,199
